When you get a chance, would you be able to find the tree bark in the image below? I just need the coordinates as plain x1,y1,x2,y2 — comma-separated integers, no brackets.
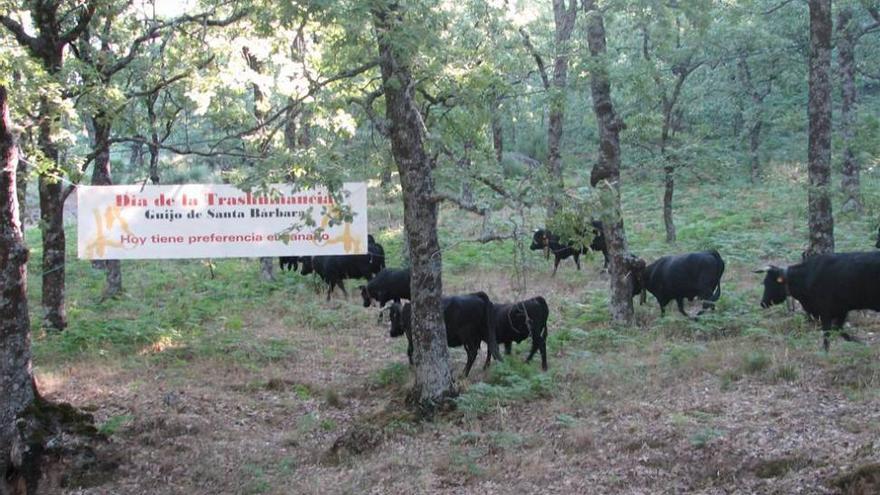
806,0,834,255
748,119,763,183
584,3,639,324
16,147,26,227
737,55,770,183
837,7,862,214
90,114,122,299
373,4,454,413
1,84,37,495
37,95,67,330
491,95,503,165
662,165,676,243
545,0,578,224
144,93,160,184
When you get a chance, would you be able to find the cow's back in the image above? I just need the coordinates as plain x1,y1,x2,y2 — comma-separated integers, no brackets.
648,251,723,299
795,252,880,314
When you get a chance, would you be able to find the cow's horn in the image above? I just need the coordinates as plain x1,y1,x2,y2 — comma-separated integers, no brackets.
753,265,772,274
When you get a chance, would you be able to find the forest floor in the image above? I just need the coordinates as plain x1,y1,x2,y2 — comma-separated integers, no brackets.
28,169,880,494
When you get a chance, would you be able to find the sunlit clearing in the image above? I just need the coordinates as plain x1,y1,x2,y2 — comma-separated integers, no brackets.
139,335,183,355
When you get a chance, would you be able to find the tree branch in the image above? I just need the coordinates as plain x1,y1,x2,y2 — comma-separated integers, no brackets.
0,15,40,53
59,2,98,45
519,27,550,89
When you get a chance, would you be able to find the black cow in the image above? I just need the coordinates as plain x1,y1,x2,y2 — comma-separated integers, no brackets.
484,296,549,371
632,250,725,318
360,268,411,308
388,292,503,377
368,235,386,274
279,256,301,272
530,222,608,276
756,251,880,351
875,227,880,249
299,235,386,300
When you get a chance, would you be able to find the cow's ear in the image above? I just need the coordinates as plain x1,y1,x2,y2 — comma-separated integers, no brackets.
753,265,772,274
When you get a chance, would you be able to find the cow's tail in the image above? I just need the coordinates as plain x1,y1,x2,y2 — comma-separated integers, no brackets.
474,291,503,362
708,249,725,302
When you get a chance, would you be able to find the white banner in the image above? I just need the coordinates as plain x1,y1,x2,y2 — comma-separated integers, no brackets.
77,183,368,259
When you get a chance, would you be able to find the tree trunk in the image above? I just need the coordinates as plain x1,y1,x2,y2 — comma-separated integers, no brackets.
1,84,37,495
128,141,143,171
37,95,66,330
837,7,861,214
146,93,161,185
585,3,639,324
806,0,834,255
16,147,26,226
374,4,454,414
491,96,503,165
545,0,577,224
90,115,122,299
662,165,676,243
749,119,763,183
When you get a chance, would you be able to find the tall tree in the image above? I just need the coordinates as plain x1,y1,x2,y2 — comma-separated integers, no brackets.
806,0,834,255
837,6,860,213
519,1,577,223
1,1,97,330
737,54,773,183
835,3,879,214
0,84,36,495
372,1,456,412
584,0,641,324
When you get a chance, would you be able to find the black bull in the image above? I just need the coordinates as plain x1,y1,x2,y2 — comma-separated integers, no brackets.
756,251,880,351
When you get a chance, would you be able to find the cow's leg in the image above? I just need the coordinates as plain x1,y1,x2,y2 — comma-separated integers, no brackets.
676,298,692,319
552,256,561,277
326,281,334,301
505,342,512,355
657,298,667,317
338,280,348,298
821,318,832,352
482,348,493,370
463,344,479,377
574,253,581,270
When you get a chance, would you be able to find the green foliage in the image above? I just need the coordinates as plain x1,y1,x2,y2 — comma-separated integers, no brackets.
456,360,553,419
742,351,772,375
97,414,133,436
372,362,410,389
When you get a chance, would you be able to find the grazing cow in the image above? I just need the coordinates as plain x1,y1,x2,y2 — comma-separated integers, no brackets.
756,251,880,351
530,222,608,276
368,235,386,273
298,234,386,300
632,250,725,318
388,292,502,377
360,268,411,308
279,256,300,272
484,296,549,371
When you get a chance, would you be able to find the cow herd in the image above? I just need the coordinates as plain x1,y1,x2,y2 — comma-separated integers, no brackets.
279,226,880,375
